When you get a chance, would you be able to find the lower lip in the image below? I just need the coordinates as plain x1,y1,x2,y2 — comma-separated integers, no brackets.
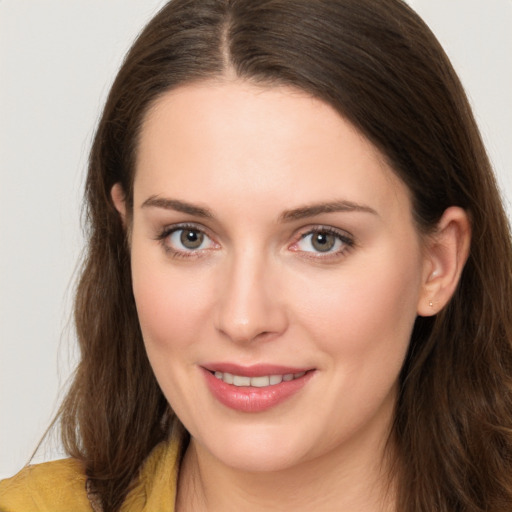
202,368,314,413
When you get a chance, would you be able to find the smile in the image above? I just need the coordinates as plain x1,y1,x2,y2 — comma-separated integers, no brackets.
202,366,314,413
213,371,307,388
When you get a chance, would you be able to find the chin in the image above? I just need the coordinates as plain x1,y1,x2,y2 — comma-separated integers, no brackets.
196,424,312,473
218,447,304,474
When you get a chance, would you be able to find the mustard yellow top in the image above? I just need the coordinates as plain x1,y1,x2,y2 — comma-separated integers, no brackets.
0,436,180,511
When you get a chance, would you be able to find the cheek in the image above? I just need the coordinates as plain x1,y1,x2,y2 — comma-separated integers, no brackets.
290,247,422,368
130,249,211,356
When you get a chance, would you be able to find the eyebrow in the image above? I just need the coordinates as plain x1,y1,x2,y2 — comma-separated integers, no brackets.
141,196,214,218
141,196,377,221
279,200,378,222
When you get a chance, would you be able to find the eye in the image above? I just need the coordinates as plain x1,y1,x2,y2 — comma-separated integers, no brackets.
293,227,354,256
157,224,217,257
171,228,207,250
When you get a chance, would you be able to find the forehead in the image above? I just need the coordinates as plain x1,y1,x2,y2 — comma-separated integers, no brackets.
134,80,412,222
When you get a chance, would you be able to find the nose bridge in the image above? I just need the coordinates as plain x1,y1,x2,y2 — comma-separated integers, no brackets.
215,243,287,343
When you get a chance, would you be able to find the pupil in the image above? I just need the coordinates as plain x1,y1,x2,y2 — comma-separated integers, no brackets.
180,229,203,249
312,232,335,252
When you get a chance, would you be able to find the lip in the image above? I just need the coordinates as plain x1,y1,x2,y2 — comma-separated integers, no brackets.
203,362,311,377
201,363,315,413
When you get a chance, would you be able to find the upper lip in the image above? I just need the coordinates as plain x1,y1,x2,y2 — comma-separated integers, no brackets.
202,363,313,377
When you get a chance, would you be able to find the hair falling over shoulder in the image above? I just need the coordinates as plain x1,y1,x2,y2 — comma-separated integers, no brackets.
54,1,512,510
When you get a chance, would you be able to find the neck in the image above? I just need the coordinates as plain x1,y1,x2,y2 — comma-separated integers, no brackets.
176,421,397,512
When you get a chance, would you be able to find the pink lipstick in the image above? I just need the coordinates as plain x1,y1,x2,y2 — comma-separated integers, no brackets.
201,364,314,413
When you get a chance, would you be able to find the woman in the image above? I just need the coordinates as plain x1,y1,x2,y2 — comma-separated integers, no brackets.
1,0,511,510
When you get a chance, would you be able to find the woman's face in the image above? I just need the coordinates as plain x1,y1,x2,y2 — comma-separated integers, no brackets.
127,81,430,472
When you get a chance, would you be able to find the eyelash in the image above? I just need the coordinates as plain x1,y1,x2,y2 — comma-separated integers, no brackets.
155,223,217,260
291,226,355,260
155,223,355,260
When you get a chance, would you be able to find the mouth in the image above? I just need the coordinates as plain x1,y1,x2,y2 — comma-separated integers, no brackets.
201,364,315,413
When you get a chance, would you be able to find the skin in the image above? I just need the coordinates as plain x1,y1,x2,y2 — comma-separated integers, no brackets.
112,80,470,511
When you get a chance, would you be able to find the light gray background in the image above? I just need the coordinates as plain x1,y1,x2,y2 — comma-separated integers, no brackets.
1,0,511,479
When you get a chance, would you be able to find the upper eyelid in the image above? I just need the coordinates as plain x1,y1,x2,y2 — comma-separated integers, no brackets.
294,225,354,241
157,222,213,238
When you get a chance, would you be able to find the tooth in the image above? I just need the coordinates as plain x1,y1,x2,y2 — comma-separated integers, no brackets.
269,375,283,385
233,375,251,386
251,376,270,387
213,371,304,387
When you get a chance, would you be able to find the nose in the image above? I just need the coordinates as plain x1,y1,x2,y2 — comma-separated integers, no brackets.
214,249,288,344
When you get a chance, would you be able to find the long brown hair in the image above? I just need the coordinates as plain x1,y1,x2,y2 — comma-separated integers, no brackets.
59,1,512,510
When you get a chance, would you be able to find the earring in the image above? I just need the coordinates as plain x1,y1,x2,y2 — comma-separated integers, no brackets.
428,300,434,308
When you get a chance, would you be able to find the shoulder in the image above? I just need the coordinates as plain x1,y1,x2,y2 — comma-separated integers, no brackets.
0,433,183,512
0,458,91,512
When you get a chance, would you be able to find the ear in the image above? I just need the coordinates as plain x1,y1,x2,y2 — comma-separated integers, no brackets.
417,207,471,317
111,183,127,226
